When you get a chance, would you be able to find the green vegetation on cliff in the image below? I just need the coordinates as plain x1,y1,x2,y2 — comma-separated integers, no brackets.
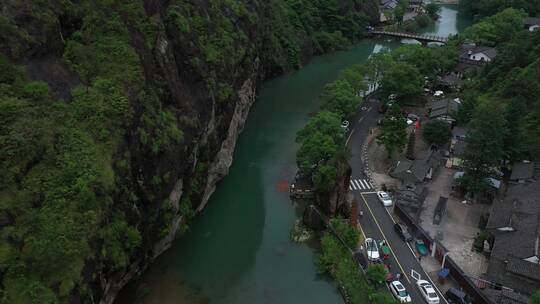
0,0,379,302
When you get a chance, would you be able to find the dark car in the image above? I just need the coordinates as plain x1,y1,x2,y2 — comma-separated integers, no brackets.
394,223,413,242
445,288,472,304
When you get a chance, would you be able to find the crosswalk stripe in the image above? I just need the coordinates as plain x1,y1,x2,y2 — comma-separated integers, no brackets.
349,179,374,191
359,179,368,189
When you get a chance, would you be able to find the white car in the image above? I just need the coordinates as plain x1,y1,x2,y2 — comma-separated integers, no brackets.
364,238,380,261
434,90,444,97
377,191,393,207
390,280,412,303
416,280,440,304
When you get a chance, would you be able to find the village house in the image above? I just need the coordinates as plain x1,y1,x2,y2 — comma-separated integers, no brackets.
524,17,540,32
408,0,423,12
445,127,468,169
390,150,443,184
509,161,535,183
435,73,463,91
394,184,428,218
485,165,540,298
459,44,498,63
428,97,461,122
454,43,498,78
380,0,398,10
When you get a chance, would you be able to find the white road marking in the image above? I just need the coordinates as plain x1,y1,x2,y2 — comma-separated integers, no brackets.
346,129,355,145
349,179,374,191
361,180,370,189
359,193,411,283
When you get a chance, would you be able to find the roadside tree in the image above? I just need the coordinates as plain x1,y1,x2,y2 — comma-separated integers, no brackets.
320,79,360,119
377,105,408,158
461,100,507,195
366,264,387,286
296,111,344,144
338,64,368,95
296,132,338,172
381,62,423,102
423,120,452,147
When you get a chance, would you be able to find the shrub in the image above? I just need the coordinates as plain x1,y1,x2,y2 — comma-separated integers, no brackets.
22,81,49,100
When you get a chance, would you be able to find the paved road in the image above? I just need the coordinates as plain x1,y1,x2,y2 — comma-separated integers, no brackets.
347,97,448,304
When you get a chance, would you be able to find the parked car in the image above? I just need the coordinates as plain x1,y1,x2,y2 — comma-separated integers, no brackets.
389,280,412,303
415,239,428,256
407,113,419,122
379,240,391,260
416,280,440,304
377,191,393,207
365,237,380,261
434,90,444,97
445,288,472,304
394,223,413,242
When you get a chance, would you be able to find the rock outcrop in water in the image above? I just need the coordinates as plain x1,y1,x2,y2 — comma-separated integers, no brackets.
0,0,378,303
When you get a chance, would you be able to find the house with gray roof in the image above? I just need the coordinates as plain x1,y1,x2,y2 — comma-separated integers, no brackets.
452,126,468,141
436,73,464,90
485,173,540,297
428,98,461,122
380,0,398,10
454,43,497,77
459,44,498,63
509,161,535,183
390,150,442,184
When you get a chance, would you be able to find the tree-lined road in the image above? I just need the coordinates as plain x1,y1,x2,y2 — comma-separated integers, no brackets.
347,98,448,304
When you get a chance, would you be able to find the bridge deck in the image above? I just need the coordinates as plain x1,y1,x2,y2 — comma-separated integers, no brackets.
370,30,448,43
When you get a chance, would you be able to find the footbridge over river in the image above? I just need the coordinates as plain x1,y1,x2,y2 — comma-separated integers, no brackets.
369,30,449,44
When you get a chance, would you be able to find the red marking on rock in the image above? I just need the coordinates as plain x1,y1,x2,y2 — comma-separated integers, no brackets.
276,180,289,192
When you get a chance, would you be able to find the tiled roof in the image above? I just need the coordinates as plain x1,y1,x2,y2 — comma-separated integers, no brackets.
510,161,534,181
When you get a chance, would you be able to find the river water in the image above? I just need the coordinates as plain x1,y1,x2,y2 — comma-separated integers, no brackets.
116,5,470,304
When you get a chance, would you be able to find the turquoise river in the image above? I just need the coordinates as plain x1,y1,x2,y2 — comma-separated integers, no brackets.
117,5,471,304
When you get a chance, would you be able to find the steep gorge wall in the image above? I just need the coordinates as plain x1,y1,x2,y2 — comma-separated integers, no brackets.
0,0,378,303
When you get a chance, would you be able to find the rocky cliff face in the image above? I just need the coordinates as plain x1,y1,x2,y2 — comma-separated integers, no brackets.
0,0,377,303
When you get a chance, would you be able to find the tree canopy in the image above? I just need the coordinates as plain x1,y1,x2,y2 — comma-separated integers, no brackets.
461,100,507,194
377,105,408,157
320,79,361,119
381,62,424,102
423,120,452,147
462,8,526,46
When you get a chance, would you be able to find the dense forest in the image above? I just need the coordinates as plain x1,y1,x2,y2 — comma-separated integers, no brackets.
0,0,379,303
454,8,540,193
459,0,540,18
